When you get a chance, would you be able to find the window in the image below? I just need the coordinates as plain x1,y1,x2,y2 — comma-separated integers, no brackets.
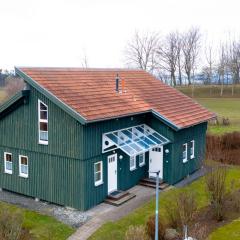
182,143,187,163
130,156,136,171
19,155,28,178
190,140,195,159
94,161,103,186
38,100,48,145
4,152,12,174
139,153,145,167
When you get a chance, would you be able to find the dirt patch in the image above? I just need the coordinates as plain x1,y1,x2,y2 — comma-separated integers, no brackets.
188,190,240,239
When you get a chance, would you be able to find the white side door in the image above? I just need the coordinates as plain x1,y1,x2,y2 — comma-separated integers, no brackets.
149,146,163,179
108,154,118,194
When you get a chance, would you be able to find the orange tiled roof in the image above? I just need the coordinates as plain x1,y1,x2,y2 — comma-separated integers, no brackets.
17,67,215,129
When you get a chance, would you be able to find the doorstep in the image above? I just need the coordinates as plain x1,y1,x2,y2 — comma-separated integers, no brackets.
139,177,170,190
105,190,136,206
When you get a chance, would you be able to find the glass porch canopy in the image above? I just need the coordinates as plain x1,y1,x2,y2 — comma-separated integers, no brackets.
102,124,170,157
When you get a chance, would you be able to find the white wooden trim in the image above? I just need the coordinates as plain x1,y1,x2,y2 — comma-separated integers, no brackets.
4,152,12,174
139,153,145,167
183,143,188,163
19,155,28,178
130,155,136,171
38,99,48,145
94,161,103,186
190,140,195,159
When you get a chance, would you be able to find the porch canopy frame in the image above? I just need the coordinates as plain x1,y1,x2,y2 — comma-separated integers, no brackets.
102,124,170,157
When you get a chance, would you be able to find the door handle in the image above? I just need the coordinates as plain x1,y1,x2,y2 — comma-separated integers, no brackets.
115,170,117,174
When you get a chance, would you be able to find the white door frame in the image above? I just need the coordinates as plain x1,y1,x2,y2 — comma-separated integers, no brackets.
107,154,118,194
149,146,163,179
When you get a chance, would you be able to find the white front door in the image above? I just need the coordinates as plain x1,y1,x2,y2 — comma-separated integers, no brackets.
149,146,163,179
108,154,118,194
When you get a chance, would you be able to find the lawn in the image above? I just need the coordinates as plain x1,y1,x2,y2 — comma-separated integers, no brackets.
0,201,74,240
177,85,240,135
208,218,240,240
196,98,240,135
178,85,240,98
89,166,240,240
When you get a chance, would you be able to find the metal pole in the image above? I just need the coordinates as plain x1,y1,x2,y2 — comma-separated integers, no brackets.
155,171,160,240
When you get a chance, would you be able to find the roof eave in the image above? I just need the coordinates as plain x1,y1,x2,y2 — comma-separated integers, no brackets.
0,90,30,119
15,67,87,125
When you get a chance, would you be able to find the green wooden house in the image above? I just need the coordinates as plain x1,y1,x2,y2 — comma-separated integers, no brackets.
0,67,214,210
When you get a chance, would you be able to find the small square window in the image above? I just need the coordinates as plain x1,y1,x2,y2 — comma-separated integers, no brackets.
130,156,136,171
182,143,187,163
139,153,145,167
4,152,12,174
94,161,103,186
19,155,28,178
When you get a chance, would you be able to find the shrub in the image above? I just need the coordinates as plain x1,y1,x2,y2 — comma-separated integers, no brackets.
206,132,240,165
176,191,197,226
146,215,166,240
205,166,227,221
165,191,197,229
0,208,23,240
125,225,149,240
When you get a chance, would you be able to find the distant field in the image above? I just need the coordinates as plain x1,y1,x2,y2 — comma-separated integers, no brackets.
178,84,240,98
196,98,240,135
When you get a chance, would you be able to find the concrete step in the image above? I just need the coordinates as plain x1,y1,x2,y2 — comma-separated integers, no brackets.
105,193,136,206
139,181,170,190
140,178,164,185
107,190,129,201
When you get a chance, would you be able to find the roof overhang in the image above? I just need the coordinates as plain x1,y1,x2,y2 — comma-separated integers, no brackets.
102,124,170,157
0,90,30,119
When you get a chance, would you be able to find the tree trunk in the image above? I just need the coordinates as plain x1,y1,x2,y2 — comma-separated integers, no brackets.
220,75,224,96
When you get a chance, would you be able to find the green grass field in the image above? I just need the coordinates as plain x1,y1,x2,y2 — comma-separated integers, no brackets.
90,166,240,240
0,202,74,240
208,219,240,240
196,98,240,135
178,85,240,98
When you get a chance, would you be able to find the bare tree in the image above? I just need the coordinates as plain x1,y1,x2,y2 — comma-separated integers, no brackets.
176,33,184,85
217,44,228,96
125,31,159,73
205,45,214,85
81,54,89,68
182,27,201,85
228,39,240,95
157,32,179,86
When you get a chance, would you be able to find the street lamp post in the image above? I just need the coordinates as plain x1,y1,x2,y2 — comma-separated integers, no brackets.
149,170,160,240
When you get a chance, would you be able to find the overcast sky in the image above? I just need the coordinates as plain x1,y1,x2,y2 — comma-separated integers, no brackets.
1,0,240,70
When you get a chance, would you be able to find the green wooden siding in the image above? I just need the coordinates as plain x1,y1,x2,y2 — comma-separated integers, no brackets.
0,86,84,159
168,122,207,184
0,82,208,211
0,85,85,209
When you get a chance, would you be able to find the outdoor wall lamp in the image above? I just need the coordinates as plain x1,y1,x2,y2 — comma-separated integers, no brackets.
119,155,123,160
165,149,169,154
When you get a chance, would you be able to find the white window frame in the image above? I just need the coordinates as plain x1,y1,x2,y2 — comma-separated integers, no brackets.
19,155,28,178
183,143,188,163
38,100,48,145
190,140,195,159
139,153,145,167
94,161,103,186
130,155,136,171
4,152,13,174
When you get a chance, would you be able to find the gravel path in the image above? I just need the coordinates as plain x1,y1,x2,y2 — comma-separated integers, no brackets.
0,190,89,227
